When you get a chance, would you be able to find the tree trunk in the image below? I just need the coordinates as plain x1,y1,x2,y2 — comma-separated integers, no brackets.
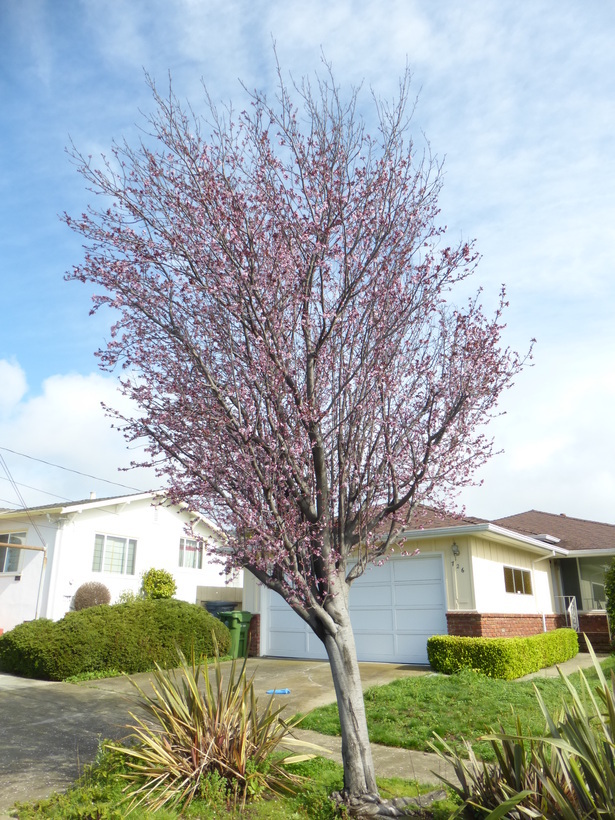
323,604,380,801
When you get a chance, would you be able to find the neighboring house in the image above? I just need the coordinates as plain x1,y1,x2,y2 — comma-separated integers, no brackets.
243,508,615,664
0,491,242,633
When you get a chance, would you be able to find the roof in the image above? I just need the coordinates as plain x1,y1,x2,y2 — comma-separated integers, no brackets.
399,505,615,556
0,491,160,518
492,510,615,553
0,490,223,538
405,505,487,530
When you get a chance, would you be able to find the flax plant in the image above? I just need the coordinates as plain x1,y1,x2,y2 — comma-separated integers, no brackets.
106,648,322,813
435,641,615,819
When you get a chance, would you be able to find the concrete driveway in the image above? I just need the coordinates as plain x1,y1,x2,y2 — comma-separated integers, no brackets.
0,658,429,814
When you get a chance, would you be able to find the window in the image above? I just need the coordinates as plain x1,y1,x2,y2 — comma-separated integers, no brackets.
92,534,136,574
504,565,532,595
179,537,203,569
0,532,25,573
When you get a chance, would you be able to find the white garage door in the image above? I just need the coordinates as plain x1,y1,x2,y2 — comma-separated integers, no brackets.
262,555,447,664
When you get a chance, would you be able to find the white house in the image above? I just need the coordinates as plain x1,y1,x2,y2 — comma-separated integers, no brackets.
244,508,615,664
0,491,242,633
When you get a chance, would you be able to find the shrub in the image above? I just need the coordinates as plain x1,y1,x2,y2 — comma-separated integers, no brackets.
604,557,615,642
435,642,615,818
140,567,177,599
427,629,578,680
116,588,142,605
73,581,111,611
0,599,230,680
0,619,56,678
106,650,318,813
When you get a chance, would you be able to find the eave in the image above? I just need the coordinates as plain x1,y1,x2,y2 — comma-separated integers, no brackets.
399,522,570,556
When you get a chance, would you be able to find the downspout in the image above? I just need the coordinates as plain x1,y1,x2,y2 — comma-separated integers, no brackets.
531,551,556,631
34,545,47,619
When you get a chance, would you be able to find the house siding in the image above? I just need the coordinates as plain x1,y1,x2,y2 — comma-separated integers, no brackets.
471,541,554,615
0,495,241,632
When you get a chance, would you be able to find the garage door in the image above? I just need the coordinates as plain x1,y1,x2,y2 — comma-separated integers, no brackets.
262,555,447,664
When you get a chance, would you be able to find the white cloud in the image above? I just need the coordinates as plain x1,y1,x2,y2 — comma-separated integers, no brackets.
0,368,158,509
459,345,615,523
0,361,28,415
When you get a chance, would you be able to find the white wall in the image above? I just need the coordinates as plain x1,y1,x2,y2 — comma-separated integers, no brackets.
471,540,554,614
0,516,58,632
0,497,242,631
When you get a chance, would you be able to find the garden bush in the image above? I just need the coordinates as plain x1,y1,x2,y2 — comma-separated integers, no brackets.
140,567,177,599
604,556,615,644
73,581,111,611
0,618,56,678
0,598,230,680
427,628,578,680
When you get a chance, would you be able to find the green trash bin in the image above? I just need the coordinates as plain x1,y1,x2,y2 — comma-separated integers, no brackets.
219,611,253,658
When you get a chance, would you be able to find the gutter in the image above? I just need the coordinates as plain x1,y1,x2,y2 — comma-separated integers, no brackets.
399,522,570,556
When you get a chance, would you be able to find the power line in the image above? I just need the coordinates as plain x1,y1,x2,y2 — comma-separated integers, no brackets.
0,446,145,492
0,476,73,502
0,454,48,546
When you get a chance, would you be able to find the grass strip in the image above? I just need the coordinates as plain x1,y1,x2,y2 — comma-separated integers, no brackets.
299,656,615,761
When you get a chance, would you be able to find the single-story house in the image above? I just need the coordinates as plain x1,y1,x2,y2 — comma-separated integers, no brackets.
243,508,615,664
0,491,242,633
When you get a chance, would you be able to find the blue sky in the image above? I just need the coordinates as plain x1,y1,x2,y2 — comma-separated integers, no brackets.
1,0,614,522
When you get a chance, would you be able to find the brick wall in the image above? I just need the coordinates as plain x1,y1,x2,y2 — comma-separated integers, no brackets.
247,613,260,657
447,611,566,638
447,611,612,652
577,613,611,653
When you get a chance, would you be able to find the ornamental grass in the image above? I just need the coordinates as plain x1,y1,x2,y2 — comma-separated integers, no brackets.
106,647,321,814
436,641,615,819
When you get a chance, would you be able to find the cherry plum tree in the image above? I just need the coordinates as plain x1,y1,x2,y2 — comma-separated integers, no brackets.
65,66,528,814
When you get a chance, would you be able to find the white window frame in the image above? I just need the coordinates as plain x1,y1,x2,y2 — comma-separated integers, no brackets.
179,537,203,569
503,565,533,595
0,531,26,574
92,533,137,575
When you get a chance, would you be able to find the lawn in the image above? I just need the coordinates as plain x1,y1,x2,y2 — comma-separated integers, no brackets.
299,656,615,761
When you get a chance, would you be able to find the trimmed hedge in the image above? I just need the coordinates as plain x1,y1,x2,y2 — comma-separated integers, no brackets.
427,628,579,680
0,598,231,681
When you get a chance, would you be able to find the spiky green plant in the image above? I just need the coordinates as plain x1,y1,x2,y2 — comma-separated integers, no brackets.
435,641,615,819
106,649,324,813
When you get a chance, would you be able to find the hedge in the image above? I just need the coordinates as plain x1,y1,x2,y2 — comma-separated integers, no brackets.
0,598,231,681
427,628,579,680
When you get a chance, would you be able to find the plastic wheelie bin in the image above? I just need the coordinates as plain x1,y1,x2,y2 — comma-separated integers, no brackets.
218,610,253,658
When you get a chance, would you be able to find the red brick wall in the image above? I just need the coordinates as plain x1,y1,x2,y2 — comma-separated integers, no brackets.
447,612,566,638
247,613,260,657
577,613,611,652
447,611,612,652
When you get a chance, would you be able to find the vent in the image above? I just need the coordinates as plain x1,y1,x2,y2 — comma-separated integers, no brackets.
536,533,560,544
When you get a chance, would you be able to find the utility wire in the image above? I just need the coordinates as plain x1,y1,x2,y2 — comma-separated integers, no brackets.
0,455,48,546
0,446,145,492
0,476,73,502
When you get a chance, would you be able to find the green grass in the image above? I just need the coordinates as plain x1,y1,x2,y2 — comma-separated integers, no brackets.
299,656,615,762
11,748,457,819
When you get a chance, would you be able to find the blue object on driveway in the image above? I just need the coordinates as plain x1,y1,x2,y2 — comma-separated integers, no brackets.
266,688,291,694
